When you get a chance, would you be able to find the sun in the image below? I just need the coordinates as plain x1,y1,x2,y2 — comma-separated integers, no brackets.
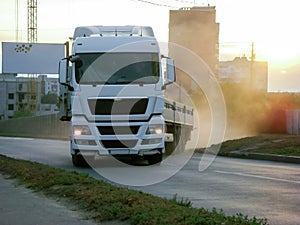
256,37,300,67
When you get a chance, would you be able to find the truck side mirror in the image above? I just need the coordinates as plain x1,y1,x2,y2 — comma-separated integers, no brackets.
166,58,176,84
59,58,68,85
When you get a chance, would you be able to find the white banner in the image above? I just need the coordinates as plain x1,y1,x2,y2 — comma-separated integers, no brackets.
2,42,65,74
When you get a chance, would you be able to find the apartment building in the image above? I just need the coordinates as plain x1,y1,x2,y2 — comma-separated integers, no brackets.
0,73,59,120
218,56,268,91
169,6,219,90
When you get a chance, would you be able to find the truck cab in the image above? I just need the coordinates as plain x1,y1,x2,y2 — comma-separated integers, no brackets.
59,26,193,167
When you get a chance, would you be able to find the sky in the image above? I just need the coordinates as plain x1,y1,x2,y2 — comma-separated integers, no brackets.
0,0,300,92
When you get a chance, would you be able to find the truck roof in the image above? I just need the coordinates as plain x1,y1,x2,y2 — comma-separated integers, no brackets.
73,26,155,39
73,35,159,54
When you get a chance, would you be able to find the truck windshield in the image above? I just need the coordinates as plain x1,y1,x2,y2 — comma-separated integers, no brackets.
75,53,160,84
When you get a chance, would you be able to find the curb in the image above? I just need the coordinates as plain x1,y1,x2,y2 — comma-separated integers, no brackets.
226,152,300,164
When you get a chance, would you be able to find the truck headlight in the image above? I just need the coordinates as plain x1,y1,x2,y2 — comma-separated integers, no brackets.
73,125,91,136
146,124,163,135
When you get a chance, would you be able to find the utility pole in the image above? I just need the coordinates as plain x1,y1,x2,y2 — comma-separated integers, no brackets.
250,42,256,89
15,0,19,41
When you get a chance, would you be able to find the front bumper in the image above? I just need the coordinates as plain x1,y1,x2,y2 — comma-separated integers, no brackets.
71,116,165,156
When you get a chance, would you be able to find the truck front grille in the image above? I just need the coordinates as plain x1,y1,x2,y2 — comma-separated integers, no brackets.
88,98,148,115
101,140,137,148
97,126,140,135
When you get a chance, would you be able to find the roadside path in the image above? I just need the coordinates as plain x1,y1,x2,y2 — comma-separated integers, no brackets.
0,174,127,225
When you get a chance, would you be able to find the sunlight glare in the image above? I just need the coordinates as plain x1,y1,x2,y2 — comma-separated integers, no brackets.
258,40,300,65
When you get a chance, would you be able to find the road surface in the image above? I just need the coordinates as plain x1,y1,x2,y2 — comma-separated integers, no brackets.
0,136,299,225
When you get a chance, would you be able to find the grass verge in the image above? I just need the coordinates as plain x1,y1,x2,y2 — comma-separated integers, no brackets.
0,154,268,225
212,134,300,157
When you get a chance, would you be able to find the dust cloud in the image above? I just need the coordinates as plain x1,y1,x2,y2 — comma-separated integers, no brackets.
179,81,300,149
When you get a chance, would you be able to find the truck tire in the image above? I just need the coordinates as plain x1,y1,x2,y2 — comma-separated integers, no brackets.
147,153,162,165
72,154,89,167
165,142,175,155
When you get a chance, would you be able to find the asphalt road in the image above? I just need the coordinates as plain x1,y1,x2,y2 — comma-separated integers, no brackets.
0,136,299,225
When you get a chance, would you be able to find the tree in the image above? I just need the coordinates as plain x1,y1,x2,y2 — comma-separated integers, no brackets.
41,93,58,104
14,109,33,118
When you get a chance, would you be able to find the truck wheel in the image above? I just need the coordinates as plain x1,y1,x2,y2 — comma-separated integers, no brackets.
147,153,162,165
165,142,175,155
72,154,89,167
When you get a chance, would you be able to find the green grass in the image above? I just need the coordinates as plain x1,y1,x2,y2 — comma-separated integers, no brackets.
0,154,268,225
252,146,300,156
217,134,300,156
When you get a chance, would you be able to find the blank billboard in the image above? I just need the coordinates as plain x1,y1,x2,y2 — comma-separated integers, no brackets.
2,42,65,74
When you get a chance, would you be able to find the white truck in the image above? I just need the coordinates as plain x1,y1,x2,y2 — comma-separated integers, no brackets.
58,26,193,167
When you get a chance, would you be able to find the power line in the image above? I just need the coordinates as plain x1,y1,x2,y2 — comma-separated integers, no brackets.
131,0,177,8
131,0,211,9
170,0,195,4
